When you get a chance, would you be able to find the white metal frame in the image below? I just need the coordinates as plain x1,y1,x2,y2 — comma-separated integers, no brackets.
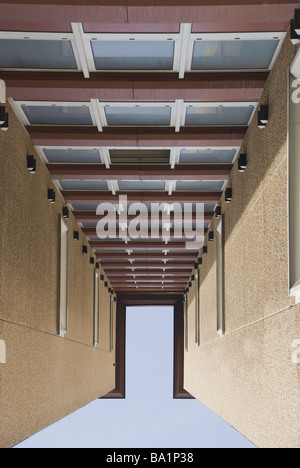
0,28,285,79
0,31,83,73
15,98,258,134
59,217,69,338
189,32,286,73
216,218,224,337
93,270,100,347
36,144,240,170
13,100,97,127
184,101,258,127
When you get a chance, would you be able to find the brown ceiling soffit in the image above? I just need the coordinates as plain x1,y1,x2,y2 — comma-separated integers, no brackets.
102,269,192,275
110,278,189,284
62,190,221,204
100,261,195,269
74,210,214,223
47,164,231,181
90,240,199,250
83,227,208,238
106,271,191,277
0,2,295,30
97,252,197,260
4,72,268,102
28,126,246,147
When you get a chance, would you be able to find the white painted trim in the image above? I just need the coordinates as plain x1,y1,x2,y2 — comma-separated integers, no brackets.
71,23,91,79
59,218,69,338
178,23,192,79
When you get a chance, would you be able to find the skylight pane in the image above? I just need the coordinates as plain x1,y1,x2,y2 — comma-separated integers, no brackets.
91,40,174,70
44,148,101,163
0,39,77,69
180,149,236,164
185,105,253,126
118,181,166,191
192,40,279,70
59,180,108,190
176,181,224,191
21,105,93,125
109,149,170,164
105,106,171,126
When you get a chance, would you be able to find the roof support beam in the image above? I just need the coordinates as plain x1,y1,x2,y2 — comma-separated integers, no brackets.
62,190,221,204
90,241,199,250
82,227,208,239
74,210,214,223
0,2,295,33
97,252,197,260
100,262,195,269
3,71,268,102
47,164,231,181
104,270,191,276
28,126,246,147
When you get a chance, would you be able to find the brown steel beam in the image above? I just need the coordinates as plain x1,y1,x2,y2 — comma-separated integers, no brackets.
63,190,221,204
97,252,197,260
3,71,268,102
28,126,246,147
90,240,198,250
82,227,207,239
100,262,194,269
105,270,191,276
115,287,185,292
0,2,295,33
110,276,188,282
47,164,231,181
74,210,214,223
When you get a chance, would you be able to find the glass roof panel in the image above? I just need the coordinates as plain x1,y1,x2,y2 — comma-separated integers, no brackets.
59,180,108,190
191,39,279,70
105,106,171,126
118,181,166,191
91,40,174,70
0,39,77,69
44,148,101,163
180,148,236,164
21,105,93,126
185,105,254,126
176,180,225,191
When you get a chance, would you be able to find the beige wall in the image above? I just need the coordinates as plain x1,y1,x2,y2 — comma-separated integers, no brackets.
184,33,300,448
0,104,116,448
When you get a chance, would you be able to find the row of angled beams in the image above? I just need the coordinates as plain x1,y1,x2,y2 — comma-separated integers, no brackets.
47,164,231,181
3,72,268,102
97,253,197,260
106,270,191,276
74,211,213,223
82,227,208,238
100,262,195,269
63,191,220,204
28,127,246,147
90,241,199,250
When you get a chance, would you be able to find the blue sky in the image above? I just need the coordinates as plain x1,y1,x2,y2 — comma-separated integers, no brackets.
15,306,256,448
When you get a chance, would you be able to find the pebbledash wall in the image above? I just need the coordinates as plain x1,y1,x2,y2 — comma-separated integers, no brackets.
0,104,116,448
184,32,300,449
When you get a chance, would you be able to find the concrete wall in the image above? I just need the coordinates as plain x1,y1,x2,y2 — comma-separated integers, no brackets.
184,33,300,448
0,103,116,448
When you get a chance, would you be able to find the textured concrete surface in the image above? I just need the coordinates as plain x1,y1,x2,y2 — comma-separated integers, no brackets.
184,33,300,448
0,103,115,448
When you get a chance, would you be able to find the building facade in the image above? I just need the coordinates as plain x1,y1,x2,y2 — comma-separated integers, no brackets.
0,0,300,449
